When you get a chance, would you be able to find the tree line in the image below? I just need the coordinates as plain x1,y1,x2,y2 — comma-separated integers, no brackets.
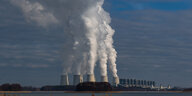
0,83,21,91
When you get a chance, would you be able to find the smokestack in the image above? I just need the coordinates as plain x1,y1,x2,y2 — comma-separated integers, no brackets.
87,74,95,82
60,74,69,85
113,77,119,86
73,75,83,85
100,76,108,82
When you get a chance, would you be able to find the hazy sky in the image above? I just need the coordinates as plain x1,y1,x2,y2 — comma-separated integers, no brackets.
0,0,192,87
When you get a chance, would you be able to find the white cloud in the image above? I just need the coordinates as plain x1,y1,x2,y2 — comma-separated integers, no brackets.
26,64,49,68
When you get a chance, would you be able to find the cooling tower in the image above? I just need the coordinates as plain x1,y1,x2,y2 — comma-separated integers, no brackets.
60,74,69,85
73,75,83,85
100,76,108,82
113,77,119,86
87,74,95,82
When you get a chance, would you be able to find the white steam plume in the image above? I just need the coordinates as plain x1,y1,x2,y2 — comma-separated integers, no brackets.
96,1,109,77
105,24,118,78
10,0,58,28
10,0,118,78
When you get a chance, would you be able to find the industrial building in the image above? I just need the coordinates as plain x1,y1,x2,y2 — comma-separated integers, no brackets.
60,74,157,90
119,78,155,88
56,75,176,91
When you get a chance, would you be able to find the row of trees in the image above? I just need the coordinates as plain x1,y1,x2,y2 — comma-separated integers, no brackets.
0,83,22,91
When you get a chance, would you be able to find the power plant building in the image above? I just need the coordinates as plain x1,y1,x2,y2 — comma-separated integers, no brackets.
119,78,155,88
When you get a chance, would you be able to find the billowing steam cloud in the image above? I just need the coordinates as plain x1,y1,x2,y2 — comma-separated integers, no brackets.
10,0,58,27
10,0,118,78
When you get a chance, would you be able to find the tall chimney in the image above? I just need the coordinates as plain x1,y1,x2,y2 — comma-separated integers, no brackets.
73,75,83,85
60,74,69,85
113,77,119,86
100,76,108,82
87,74,95,82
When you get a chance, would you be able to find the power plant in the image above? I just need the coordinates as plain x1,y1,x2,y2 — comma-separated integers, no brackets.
60,74,120,86
40,74,174,91
10,0,178,92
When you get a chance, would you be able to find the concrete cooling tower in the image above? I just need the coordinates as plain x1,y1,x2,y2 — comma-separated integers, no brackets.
73,75,83,85
87,74,95,82
113,77,120,86
60,74,69,85
101,76,108,82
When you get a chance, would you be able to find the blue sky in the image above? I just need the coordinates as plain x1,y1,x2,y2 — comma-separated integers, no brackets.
110,0,192,11
0,0,192,87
